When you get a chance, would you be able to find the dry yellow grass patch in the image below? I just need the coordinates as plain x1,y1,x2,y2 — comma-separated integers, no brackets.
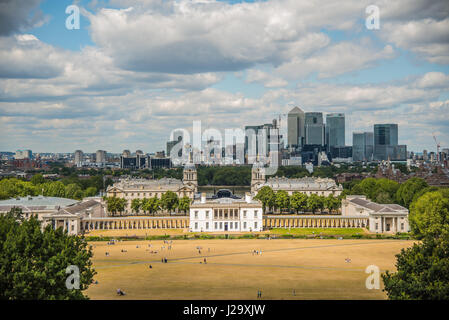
86,239,415,300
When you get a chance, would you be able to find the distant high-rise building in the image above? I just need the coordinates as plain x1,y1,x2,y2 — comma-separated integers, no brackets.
326,113,345,150
305,112,325,146
352,132,374,161
287,106,305,148
374,124,406,160
74,150,83,167
96,150,107,164
244,122,280,163
14,149,32,160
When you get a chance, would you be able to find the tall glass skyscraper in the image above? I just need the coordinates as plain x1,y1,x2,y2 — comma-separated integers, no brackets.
374,124,398,160
353,132,374,161
287,106,305,148
305,112,325,146
326,113,345,150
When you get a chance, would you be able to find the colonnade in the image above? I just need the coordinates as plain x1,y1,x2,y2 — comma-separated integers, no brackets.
263,216,368,228
81,217,189,231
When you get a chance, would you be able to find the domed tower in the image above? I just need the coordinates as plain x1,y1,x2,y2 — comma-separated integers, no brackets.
183,162,198,192
251,162,266,194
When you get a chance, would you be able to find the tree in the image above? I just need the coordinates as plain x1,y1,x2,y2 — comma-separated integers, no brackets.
395,177,428,208
46,181,66,198
254,186,275,213
178,196,191,214
382,237,449,300
325,194,340,214
65,183,83,200
31,174,45,185
160,191,179,213
131,198,142,215
83,187,97,198
0,209,96,299
306,194,320,214
409,190,449,240
142,197,161,216
105,197,127,216
290,192,308,214
274,190,290,213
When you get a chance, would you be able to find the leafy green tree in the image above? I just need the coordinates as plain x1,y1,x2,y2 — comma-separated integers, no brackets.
409,190,449,239
65,183,83,200
160,191,179,213
83,187,97,198
375,178,399,200
274,190,290,213
325,194,340,214
306,194,320,214
254,186,275,213
30,174,45,185
131,198,142,215
0,209,96,299
105,196,127,216
382,237,449,300
395,177,428,208
178,196,191,214
290,192,308,214
46,181,66,198
376,191,394,204
142,197,161,216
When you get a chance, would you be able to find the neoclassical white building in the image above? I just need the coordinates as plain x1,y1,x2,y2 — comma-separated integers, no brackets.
251,164,343,197
189,190,263,232
341,195,410,234
106,163,198,214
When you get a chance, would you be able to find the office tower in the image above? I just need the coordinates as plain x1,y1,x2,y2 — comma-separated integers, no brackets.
305,112,325,146
96,150,107,164
14,149,32,160
374,124,403,160
244,122,280,163
352,132,374,161
74,150,83,167
326,113,345,150
287,106,305,148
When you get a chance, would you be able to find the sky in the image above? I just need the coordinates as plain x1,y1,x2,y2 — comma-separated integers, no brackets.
0,0,448,154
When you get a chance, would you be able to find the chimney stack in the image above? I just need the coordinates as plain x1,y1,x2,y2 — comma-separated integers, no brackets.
201,192,206,204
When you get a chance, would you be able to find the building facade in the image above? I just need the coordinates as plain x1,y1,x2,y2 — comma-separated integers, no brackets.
326,113,345,150
305,112,325,146
287,106,305,148
189,192,263,232
341,195,409,233
106,164,198,214
250,165,343,196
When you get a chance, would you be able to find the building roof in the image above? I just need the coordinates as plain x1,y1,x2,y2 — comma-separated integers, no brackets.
107,178,194,192
46,199,101,217
347,196,408,214
0,196,78,212
261,177,342,191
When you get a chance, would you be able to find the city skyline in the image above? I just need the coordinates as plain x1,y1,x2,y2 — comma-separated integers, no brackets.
0,0,448,154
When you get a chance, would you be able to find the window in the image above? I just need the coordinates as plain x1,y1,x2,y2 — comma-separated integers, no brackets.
206,222,209,230
194,222,198,229
71,225,74,231
254,222,257,229
375,223,378,230
235,222,238,229
214,222,218,229
224,209,228,218
230,223,233,230
243,210,247,218
194,211,198,219
243,222,247,229
254,210,258,218
219,222,223,229
401,223,404,230
206,211,209,218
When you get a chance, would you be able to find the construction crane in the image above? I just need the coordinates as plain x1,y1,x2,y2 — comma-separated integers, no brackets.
432,132,441,163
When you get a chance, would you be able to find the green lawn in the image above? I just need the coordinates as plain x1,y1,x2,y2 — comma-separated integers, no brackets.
270,228,366,236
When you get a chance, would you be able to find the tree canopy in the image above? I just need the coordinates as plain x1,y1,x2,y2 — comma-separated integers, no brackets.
0,209,96,299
